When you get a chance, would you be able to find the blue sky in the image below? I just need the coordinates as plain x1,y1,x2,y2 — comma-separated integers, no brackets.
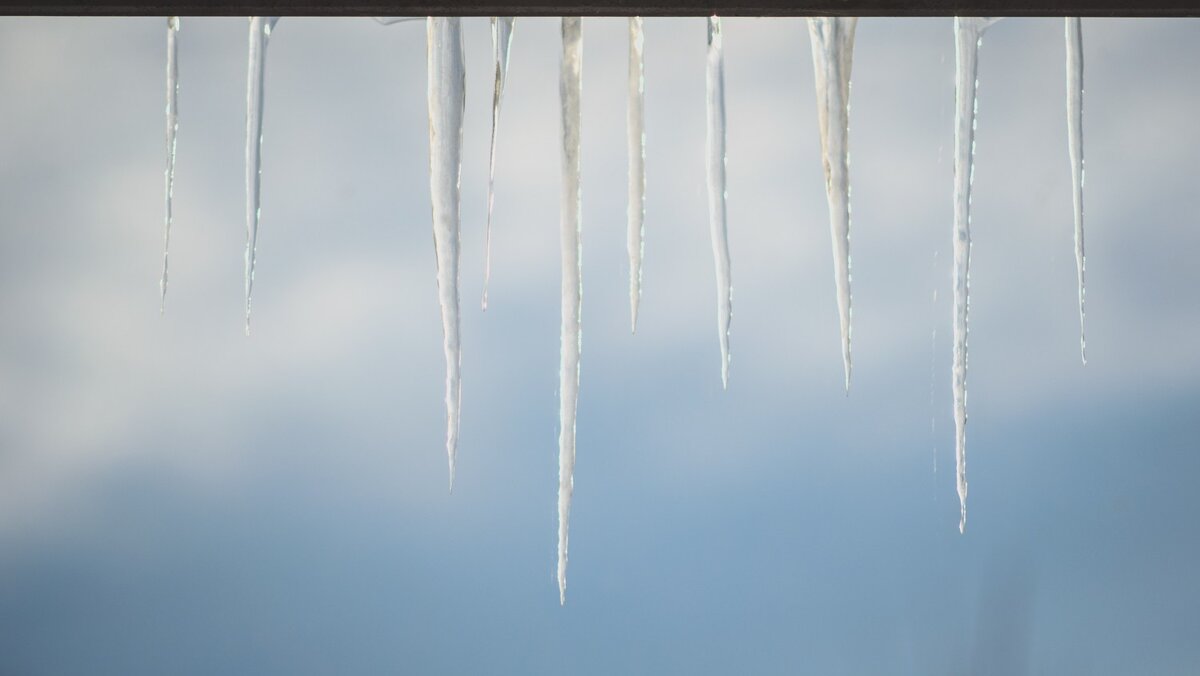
0,16,1197,675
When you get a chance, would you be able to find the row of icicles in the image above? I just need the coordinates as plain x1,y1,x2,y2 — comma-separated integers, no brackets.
159,16,1087,604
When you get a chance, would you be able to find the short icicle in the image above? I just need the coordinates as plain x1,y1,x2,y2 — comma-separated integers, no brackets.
244,16,279,335
627,16,646,332
1065,17,1087,364
807,17,858,392
951,17,997,533
706,16,733,388
558,16,583,606
161,16,179,313
427,17,466,490
482,17,515,310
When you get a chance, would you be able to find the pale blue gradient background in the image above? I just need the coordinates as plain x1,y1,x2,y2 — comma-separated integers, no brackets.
0,16,1198,675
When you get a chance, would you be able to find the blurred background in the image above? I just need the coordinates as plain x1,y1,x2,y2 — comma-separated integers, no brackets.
0,16,1197,675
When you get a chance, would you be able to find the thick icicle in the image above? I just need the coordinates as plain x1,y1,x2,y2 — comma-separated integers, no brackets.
706,16,733,388
244,16,278,335
427,18,466,490
161,16,179,313
627,16,646,332
807,17,858,392
482,17,515,310
558,16,583,607
1066,17,1087,363
951,17,997,533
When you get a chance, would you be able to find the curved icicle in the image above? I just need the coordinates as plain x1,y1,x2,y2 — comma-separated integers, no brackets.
161,16,179,314
1066,17,1087,364
627,16,646,332
244,16,278,335
558,16,583,607
427,18,466,491
951,17,997,534
482,17,515,311
706,16,732,389
807,17,858,392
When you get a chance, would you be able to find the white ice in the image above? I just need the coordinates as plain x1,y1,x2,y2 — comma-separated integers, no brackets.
558,16,583,606
482,17,515,311
807,17,858,392
951,16,998,533
706,16,733,389
244,16,279,335
627,17,646,332
161,16,179,313
426,17,466,490
1066,17,1087,364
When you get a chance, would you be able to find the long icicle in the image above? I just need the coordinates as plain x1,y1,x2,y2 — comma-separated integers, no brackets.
558,16,583,607
627,16,646,332
706,16,733,388
807,17,858,392
481,17,515,310
427,17,466,491
161,16,179,314
244,16,278,335
951,17,996,534
1066,17,1087,364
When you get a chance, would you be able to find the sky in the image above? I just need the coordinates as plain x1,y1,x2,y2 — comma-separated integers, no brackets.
0,16,1198,675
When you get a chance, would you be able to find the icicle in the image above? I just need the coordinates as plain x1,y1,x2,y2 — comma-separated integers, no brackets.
706,16,733,388
627,16,646,332
951,17,997,534
1066,17,1087,364
161,16,179,314
481,17,515,311
427,18,466,490
558,16,583,607
374,17,422,25
244,16,278,335
807,17,858,392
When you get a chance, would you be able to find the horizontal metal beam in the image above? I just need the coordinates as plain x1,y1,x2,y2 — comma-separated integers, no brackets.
2,0,1197,16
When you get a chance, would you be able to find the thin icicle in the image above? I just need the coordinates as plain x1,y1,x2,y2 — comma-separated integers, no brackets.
951,16,997,534
161,16,179,313
482,17,515,311
706,16,732,388
427,17,466,490
1066,17,1087,364
558,16,583,607
807,17,858,392
931,252,939,478
244,16,278,335
627,16,646,332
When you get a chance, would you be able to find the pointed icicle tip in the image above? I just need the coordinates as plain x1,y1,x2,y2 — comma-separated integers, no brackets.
807,17,857,397
482,17,515,312
557,15,583,610
627,16,646,335
1065,16,1088,366
706,16,733,391
427,17,466,491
